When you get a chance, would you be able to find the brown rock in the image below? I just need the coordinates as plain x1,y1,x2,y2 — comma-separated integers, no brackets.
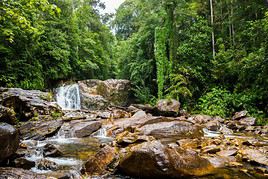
119,141,214,178
85,145,118,175
202,145,221,154
139,121,203,140
240,149,268,166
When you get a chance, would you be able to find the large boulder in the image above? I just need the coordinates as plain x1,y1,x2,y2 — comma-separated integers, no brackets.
0,88,62,122
78,79,131,110
57,120,102,138
119,141,214,178
0,123,19,161
84,145,118,175
156,99,180,116
139,121,203,140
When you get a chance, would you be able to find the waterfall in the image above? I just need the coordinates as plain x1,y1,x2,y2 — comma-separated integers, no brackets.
56,84,81,110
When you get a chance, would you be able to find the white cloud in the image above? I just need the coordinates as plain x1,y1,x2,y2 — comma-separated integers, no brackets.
100,0,125,14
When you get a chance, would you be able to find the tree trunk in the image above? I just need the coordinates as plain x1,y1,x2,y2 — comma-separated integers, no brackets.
210,0,216,58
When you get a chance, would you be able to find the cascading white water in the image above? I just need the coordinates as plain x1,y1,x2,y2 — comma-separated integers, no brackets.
56,84,81,110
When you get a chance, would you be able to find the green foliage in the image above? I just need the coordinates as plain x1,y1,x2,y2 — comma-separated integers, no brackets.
197,88,232,117
0,0,113,89
155,27,168,99
166,72,192,101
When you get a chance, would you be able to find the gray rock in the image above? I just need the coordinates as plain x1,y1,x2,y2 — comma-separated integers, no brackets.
0,88,62,121
156,99,180,116
43,144,63,157
239,117,256,126
19,120,63,140
232,111,248,120
71,120,102,138
0,123,19,161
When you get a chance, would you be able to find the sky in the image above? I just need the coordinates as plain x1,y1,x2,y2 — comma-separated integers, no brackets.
100,0,125,14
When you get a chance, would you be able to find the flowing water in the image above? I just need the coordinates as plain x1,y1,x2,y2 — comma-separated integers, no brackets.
20,84,114,178
56,84,81,110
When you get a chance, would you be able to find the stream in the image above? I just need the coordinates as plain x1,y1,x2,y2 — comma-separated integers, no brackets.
14,84,268,179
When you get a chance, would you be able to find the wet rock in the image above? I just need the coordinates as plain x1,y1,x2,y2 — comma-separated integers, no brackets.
70,120,102,138
240,149,268,166
176,138,201,150
206,156,236,168
80,94,109,110
0,88,61,121
0,123,19,161
14,157,35,169
0,105,17,124
85,145,118,175
232,111,248,120
0,167,46,179
116,131,150,146
79,79,131,109
43,144,63,157
156,99,180,116
139,121,203,140
219,125,233,135
119,141,214,178
202,145,221,154
19,120,63,140
239,117,256,126
217,149,238,157
37,158,58,171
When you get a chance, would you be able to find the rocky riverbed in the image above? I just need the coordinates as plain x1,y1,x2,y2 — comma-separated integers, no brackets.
0,80,267,179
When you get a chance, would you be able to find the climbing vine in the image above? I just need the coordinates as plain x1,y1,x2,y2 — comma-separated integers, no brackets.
154,27,169,99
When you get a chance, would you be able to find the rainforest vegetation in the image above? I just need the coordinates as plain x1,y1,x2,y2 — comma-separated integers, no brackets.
1,0,268,122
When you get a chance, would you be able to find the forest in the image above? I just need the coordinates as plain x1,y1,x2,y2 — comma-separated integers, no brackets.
1,0,268,123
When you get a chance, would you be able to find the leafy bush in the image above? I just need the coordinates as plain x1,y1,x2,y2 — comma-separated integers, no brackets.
197,88,232,117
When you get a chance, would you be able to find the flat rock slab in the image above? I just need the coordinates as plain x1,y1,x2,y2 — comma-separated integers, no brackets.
19,120,63,140
70,120,102,138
